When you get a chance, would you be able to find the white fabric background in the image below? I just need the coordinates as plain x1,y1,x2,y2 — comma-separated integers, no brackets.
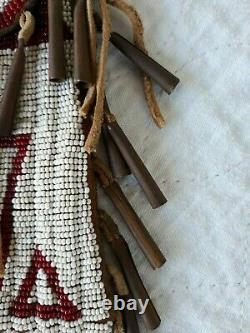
102,0,249,332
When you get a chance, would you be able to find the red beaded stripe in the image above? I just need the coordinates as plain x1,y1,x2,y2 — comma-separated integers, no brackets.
0,134,31,289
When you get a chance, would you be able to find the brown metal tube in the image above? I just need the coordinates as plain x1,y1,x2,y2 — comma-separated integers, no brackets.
0,39,25,137
115,238,161,330
103,235,140,332
48,0,66,81
96,130,111,168
94,158,166,269
94,13,179,94
106,119,167,209
104,181,166,269
123,295,141,333
100,210,161,330
111,32,179,94
74,0,93,86
102,125,131,178
103,98,131,178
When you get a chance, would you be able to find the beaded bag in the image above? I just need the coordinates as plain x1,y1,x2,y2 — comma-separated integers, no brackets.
0,1,179,332
0,1,114,332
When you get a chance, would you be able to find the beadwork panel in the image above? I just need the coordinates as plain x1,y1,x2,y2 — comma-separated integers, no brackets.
0,41,112,332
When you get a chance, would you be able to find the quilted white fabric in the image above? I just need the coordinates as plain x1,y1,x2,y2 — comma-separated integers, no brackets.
103,0,250,332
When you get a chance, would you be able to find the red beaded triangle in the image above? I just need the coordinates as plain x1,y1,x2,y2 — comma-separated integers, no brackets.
10,248,82,321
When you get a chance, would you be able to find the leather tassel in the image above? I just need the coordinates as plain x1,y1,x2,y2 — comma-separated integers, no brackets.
94,156,166,269
103,240,127,333
74,0,93,86
0,12,35,138
102,125,131,178
104,103,167,209
116,239,161,330
0,39,25,137
101,97,131,179
100,210,161,330
97,123,129,179
48,0,66,81
104,248,140,333
95,14,179,94
109,267,140,333
114,311,125,333
123,295,141,333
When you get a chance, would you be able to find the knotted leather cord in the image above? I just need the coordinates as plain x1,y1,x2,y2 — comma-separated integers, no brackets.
18,11,35,44
108,264,129,296
83,0,166,154
107,265,129,331
84,0,111,154
0,11,35,278
108,0,165,128
79,0,97,118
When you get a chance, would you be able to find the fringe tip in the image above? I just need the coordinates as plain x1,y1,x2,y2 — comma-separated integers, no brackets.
152,110,166,128
156,118,166,129
84,144,96,155
79,109,88,119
